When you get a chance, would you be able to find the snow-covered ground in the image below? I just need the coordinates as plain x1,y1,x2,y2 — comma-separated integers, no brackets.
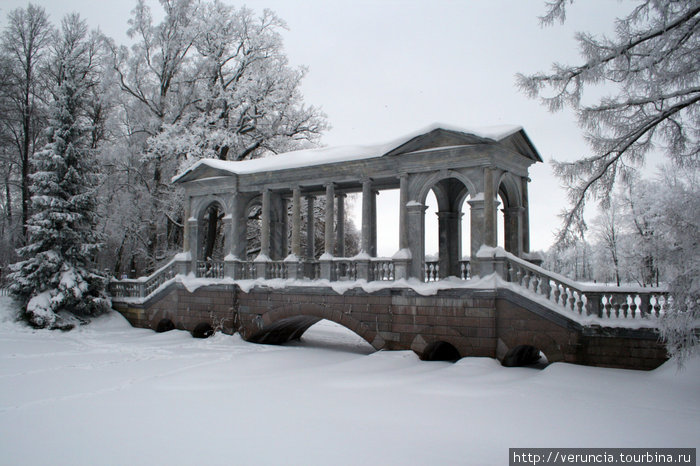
0,296,697,466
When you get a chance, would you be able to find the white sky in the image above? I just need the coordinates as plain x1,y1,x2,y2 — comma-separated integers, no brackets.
1,0,666,256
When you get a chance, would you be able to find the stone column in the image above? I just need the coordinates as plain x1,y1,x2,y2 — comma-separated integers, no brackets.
188,217,199,273
279,196,289,259
305,195,315,260
521,176,531,254
398,174,409,250
183,197,192,253
370,189,378,257
320,183,335,280
291,187,302,257
406,201,427,279
259,189,271,259
393,174,411,280
335,193,346,257
361,179,372,254
231,194,247,260
468,197,485,260
503,206,524,256
437,211,461,278
287,186,302,279
255,190,272,278
483,167,497,247
324,183,335,256
357,179,373,280
224,193,244,279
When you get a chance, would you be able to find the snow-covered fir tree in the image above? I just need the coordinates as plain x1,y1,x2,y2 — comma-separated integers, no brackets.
9,14,111,328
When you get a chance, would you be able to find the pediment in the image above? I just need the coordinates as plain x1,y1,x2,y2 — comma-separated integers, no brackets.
174,164,235,183
383,128,491,157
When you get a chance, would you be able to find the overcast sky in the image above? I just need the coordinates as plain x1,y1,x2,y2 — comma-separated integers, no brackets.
1,0,664,256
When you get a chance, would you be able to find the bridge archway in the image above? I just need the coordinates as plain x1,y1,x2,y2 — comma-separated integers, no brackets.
244,303,385,351
420,340,462,362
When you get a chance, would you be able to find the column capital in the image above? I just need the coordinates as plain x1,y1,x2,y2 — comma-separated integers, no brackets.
406,201,428,213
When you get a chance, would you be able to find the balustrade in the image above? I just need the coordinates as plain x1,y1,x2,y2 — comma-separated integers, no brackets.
370,259,394,281
424,261,439,282
459,260,471,280
333,259,357,281
500,250,667,321
110,257,180,299
266,261,288,279
196,260,224,279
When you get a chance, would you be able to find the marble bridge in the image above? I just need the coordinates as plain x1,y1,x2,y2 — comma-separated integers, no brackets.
110,125,669,370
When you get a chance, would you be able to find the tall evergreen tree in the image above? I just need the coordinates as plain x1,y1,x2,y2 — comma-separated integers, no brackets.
9,14,110,328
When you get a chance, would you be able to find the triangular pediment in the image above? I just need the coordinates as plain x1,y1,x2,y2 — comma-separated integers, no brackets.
173,163,235,183
382,126,542,163
382,128,491,157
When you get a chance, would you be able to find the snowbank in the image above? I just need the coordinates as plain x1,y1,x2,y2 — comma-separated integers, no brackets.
0,295,697,465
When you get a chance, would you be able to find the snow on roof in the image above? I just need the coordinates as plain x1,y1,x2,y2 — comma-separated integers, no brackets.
172,123,523,182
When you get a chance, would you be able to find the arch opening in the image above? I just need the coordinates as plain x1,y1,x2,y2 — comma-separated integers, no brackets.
247,316,376,355
422,177,471,279
501,344,548,368
199,201,226,262
420,341,461,362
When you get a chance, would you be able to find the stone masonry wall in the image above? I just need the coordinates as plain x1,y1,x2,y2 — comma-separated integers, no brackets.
113,282,667,370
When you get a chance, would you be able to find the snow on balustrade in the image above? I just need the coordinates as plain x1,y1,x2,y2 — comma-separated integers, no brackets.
477,246,669,322
110,257,180,299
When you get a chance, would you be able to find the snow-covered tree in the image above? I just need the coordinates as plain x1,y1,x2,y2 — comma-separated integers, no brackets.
640,169,699,363
99,0,327,275
592,197,623,286
0,4,52,242
146,1,326,263
518,0,700,244
150,2,327,165
9,14,111,329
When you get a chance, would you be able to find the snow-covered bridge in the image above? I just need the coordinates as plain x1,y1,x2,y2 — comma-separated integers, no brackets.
110,125,669,369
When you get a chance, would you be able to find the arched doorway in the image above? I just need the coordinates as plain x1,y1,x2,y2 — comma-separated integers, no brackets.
198,201,226,262
497,174,524,256
422,177,472,279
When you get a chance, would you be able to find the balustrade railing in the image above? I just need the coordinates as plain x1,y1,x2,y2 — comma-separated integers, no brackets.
266,261,288,279
370,259,394,281
459,260,471,280
496,249,668,321
333,259,357,280
196,260,224,279
110,257,180,299
110,252,480,301
424,261,439,282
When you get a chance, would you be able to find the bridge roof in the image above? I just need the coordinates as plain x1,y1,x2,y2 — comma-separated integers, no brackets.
172,124,542,184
